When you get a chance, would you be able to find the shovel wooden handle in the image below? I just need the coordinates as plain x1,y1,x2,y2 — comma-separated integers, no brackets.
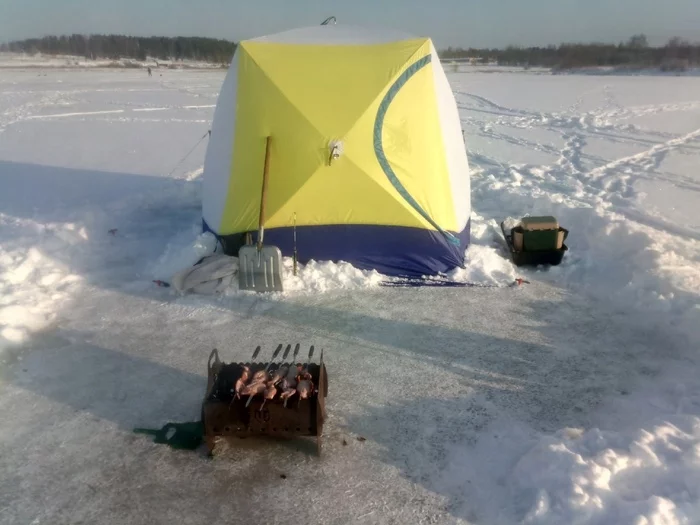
258,136,272,250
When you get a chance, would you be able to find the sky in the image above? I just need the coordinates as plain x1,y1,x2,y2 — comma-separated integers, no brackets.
1,0,699,48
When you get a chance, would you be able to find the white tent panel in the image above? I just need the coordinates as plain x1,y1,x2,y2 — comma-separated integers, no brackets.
430,45,471,231
202,50,240,231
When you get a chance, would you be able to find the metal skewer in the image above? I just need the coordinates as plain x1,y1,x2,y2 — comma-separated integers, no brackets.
246,344,282,408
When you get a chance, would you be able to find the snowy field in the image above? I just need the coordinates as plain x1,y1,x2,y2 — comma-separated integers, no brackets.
0,51,225,70
1,68,699,525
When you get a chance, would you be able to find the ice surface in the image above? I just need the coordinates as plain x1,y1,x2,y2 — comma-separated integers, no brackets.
1,68,699,525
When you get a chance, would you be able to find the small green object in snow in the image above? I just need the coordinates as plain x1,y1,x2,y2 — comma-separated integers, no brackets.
133,421,203,450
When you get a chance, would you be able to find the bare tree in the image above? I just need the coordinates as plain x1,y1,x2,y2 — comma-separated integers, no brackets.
627,34,649,49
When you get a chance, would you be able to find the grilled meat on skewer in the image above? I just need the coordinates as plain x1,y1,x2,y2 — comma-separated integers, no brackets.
250,369,268,384
269,365,288,387
243,381,267,407
234,366,251,399
243,382,266,396
296,378,314,407
297,371,313,382
284,365,297,389
259,384,277,411
280,388,296,407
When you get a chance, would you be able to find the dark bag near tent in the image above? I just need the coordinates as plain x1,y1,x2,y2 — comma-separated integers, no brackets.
502,216,569,267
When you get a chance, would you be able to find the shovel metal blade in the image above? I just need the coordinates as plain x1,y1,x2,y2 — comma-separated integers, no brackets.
238,245,284,292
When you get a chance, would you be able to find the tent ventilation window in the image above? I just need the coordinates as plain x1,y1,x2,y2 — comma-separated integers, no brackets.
329,140,343,165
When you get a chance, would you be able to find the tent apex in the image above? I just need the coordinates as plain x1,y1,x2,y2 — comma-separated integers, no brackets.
247,24,422,46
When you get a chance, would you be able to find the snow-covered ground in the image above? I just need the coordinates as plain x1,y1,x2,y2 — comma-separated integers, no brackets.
0,51,225,70
0,68,699,525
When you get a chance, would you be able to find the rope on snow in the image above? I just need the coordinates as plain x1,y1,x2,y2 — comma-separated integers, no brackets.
166,129,210,178
380,277,531,288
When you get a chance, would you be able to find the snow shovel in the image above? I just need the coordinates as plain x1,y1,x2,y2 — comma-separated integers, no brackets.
238,136,284,292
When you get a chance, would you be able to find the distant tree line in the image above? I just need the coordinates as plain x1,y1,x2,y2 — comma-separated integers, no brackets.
441,35,700,71
0,34,237,64
3,33,700,71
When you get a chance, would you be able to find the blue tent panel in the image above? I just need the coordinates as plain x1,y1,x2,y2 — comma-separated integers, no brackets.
204,220,470,278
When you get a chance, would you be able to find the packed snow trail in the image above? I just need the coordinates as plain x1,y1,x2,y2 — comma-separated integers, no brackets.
458,73,700,342
0,68,699,525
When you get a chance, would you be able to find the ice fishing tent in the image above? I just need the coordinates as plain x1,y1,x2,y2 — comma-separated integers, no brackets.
202,25,471,277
